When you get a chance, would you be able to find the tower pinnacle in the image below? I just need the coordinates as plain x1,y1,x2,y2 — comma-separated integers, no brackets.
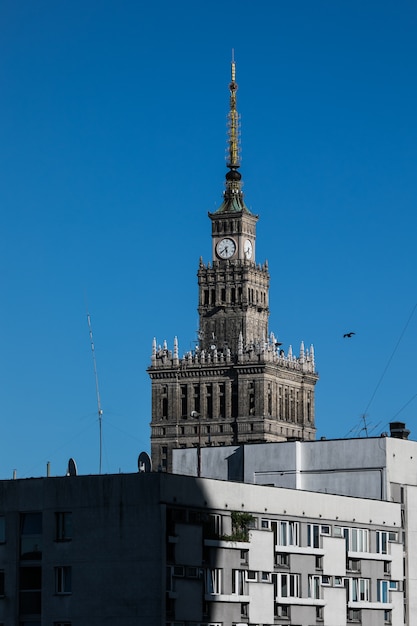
227,51,240,170
216,53,250,214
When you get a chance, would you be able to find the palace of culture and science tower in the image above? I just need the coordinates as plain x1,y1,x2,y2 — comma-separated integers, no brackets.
148,60,318,472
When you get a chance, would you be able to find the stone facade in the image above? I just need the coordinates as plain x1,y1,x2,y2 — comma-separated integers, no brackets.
148,61,318,472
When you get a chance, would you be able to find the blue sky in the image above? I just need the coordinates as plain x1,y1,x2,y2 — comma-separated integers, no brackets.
1,1,416,478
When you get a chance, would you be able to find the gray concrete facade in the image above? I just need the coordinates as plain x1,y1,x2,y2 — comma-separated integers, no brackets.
0,469,404,625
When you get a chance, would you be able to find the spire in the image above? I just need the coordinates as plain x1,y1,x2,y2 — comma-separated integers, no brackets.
216,52,251,214
227,49,240,170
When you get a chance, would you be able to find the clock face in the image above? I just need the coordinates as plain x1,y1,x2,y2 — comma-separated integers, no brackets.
244,239,253,259
216,238,236,259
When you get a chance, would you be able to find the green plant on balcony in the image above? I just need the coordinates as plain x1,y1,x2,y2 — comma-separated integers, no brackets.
222,511,254,542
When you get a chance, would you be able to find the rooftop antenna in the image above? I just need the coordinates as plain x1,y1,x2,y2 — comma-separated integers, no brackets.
87,311,103,474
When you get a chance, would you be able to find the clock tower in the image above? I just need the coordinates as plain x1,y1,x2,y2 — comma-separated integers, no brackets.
148,59,318,472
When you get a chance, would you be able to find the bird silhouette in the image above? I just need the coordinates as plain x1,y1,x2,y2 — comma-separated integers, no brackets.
343,332,356,338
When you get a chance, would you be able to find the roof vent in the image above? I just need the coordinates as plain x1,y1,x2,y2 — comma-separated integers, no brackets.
389,422,410,440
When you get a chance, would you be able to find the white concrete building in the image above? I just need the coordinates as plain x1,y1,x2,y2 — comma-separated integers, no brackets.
173,423,415,624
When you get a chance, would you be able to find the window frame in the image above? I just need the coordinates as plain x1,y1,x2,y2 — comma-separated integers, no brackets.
55,566,72,595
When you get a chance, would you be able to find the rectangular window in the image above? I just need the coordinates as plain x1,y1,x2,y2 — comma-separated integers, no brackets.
343,527,369,553
376,531,388,554
19,566,42,614
55,512,72,541
309,574,321,599
378,580,398,602
206,383,213,418
232,569,248,596
205,568,221,595
275,604,290,618
347,577,370,602
273,520,299,547
219,383,225,418
276,553,289,567
246,570,257,581
277,573,300,598
180,385,187,417
20,513,42,560
347,558,361,572
348,609,361,622
308,524,320,548
55,566,72,594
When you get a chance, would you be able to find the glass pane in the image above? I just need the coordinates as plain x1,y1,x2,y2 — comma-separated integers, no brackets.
21,513,42,534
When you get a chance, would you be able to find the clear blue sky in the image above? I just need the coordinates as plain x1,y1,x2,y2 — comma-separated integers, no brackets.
1,1,416,478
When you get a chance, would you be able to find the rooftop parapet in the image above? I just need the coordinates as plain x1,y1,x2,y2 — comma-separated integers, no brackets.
149,335,316,373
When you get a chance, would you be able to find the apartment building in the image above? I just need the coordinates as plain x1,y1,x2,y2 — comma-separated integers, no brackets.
0,469,403,625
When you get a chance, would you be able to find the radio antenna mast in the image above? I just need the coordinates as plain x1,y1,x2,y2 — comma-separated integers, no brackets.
87,311,103,474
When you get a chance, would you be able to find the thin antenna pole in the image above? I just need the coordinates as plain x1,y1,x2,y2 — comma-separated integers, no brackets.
87,312,103,474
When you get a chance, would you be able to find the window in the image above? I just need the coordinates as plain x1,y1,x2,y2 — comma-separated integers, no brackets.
240,549,249,564
376,531,388,554
246,570,257,581
206,513,222,538
205,568,221,595
185,566,198,578
343,527,369,552
273,521,299,547
346,577,370,602
55,512,72,541
276,573,300,598
378,580,398,603
276,553,289,567
19,566,42,614
376,531,397,554
316,606,324,621
261,518,270,529
275,604,290,618
309,575,321,599
0,516,5,543
261,571,270,582
232,570,248,596
20,513,42,560
347,608,361,622
315,555,323,570
384,610,392,624
308,524,330,548
334,576,344,586
347,558,361,572
55,566,72,594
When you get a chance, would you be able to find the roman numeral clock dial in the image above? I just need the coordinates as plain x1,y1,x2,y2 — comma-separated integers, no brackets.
216,237,236,259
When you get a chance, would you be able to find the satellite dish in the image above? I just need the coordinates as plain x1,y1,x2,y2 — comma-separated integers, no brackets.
138,451,152,473
67,458,78,477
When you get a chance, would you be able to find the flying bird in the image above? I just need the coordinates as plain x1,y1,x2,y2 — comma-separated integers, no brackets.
343,332,356,338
